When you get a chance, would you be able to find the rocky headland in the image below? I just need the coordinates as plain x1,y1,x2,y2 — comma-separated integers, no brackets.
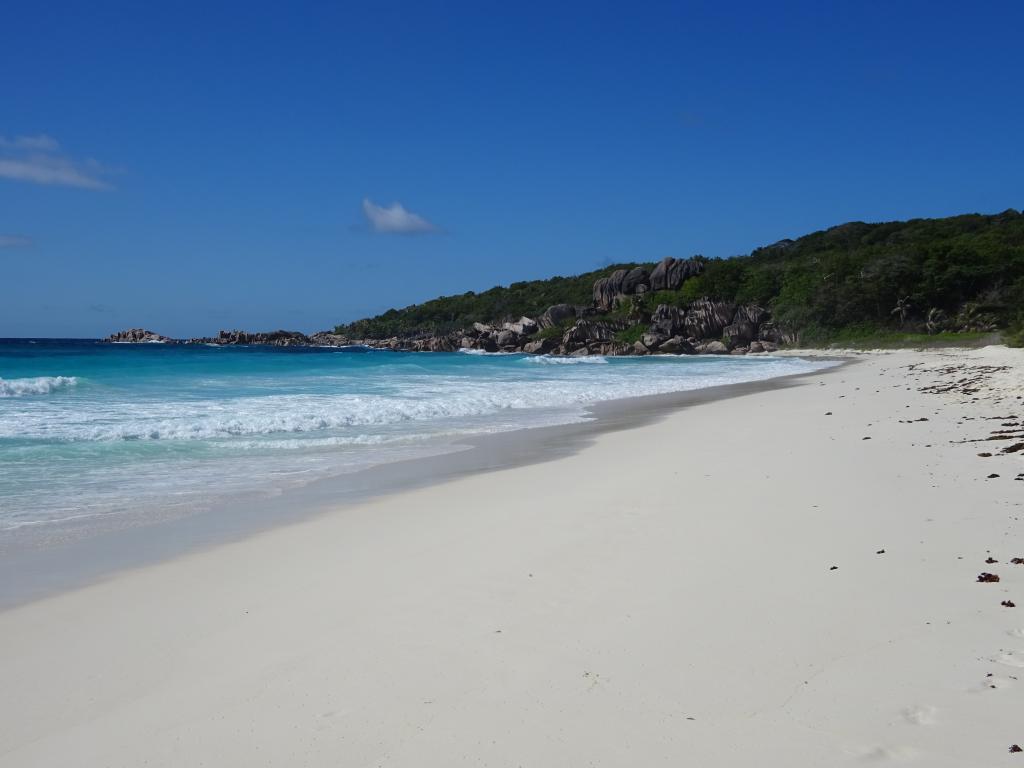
104,257,782,356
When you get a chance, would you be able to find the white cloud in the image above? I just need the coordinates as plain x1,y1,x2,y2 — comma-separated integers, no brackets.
361,197,439,234
0,134,60,152
0,134,111,189
0,235,31,248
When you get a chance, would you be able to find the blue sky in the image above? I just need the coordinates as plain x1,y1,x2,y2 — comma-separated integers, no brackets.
1,1,1021,338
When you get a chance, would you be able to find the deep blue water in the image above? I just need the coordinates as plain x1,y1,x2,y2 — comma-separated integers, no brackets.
0,339,832,534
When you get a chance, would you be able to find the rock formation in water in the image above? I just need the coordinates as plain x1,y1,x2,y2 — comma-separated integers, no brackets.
105,329,175,343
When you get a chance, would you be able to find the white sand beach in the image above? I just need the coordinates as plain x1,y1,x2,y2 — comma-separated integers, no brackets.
1,346,1023,767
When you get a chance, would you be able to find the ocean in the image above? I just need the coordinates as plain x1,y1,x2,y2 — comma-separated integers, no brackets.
0,339,834,538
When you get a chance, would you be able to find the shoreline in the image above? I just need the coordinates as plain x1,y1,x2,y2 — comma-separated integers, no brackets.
1,345,1022,765
0,357,846,611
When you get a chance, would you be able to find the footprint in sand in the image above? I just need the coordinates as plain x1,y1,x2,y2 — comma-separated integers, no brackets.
858,744,921,762
973,674,1016,691
1007,628,1024,639
901,705,937,725
995,650,1024,668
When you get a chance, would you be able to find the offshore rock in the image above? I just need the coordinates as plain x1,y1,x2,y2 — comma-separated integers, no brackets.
308,332,350,346
105,328,174,343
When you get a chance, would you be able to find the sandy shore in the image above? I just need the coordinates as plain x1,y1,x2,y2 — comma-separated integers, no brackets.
2,346,1022,766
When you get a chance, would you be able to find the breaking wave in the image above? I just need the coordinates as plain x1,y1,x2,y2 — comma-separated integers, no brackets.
523,355,608,365
0,376,78,397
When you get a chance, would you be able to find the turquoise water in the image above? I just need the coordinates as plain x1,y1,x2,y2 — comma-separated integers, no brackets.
0,339,832,534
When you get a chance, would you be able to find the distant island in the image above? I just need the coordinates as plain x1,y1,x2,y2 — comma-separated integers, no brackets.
109,210,1024,354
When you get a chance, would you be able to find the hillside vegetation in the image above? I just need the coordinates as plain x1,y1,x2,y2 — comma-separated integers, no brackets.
336,264,646,339
336,210,1024,345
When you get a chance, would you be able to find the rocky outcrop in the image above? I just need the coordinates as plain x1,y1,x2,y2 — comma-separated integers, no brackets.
199,329,311,346
733,304,769,326
649,305,686,337
683,299,736,340
648,257,703,292
105,328,174,343
659,336,695,354
523,338,555,355
592,266,658,310
562,319,616,347
723,320,756,345
696,340,729,355
503,316,538,336
106,273,787,358
621,267,650,296
408,336,459,352
538,303,577,329
642,331,667,350
757,321,784,344
308,332,351,346
592,270,628,310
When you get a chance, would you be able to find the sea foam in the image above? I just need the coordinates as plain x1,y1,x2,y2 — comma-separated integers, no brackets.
0,341,838,533
0,376,78,397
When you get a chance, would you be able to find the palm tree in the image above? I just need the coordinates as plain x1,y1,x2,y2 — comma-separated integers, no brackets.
925,308,947,335
955,303,997,332
891,296,912,327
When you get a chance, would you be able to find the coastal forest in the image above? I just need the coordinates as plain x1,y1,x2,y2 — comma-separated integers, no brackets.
335,210,1024,346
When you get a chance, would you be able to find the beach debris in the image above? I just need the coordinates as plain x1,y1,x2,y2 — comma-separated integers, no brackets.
1002,600,1016,608
988,473,1001,479
1011,744,1022,753
977,573,1001,583
876,549,886,555
978,452,993,457
862,436,872,440
825,411,832,415
829,565,839,571
1011,558,1024,565
986,557,999,564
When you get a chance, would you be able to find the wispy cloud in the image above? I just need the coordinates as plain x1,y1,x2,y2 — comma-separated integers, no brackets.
361,198,439,235
0,134,113,189
0,235,32,248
